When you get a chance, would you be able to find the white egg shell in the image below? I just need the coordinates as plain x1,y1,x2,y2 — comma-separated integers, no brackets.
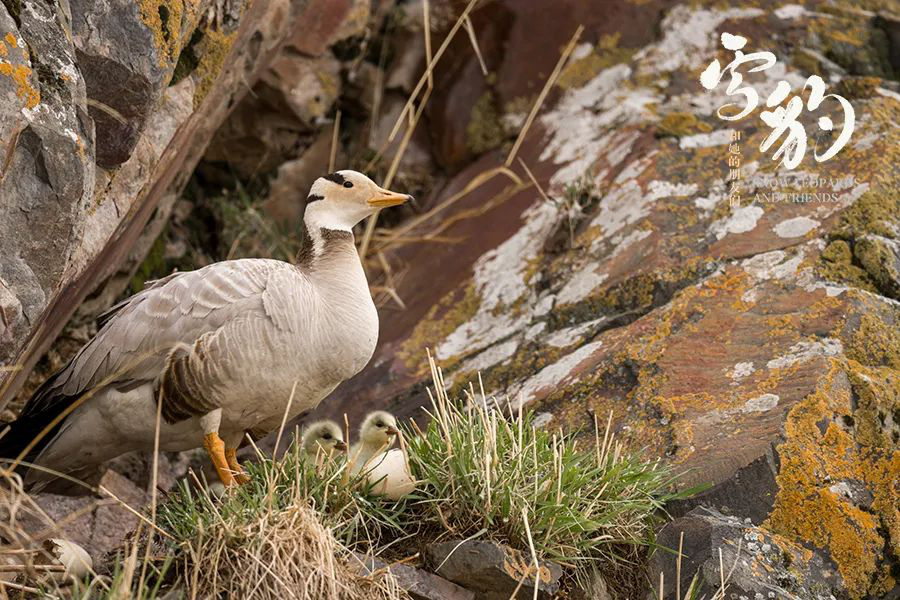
48,538,92,579
365,449,416,500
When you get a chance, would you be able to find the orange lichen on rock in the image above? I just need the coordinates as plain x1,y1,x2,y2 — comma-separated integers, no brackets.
0,61,40,108
766,361,900,598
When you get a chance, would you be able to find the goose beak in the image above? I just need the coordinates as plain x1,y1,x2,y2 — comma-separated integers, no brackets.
368,187,412,208
334,441,348,452
385,426,399,436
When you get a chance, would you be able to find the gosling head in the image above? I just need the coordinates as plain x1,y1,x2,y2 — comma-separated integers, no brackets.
301,420,347,457
359,411,399,447
304,170,412,232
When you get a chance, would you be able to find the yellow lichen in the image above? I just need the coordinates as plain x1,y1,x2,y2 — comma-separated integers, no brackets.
847,311,900,370
138,0,187,67
0,61,39,108
657,112,712,138
557,33,634,90
466,91,504,155
192,27,237,109
765,361,900,598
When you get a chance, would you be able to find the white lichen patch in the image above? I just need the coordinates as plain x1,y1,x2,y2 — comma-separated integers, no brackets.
679,129,733,150
876,87,900,102
773,216,819,238
544,317,607,348
635,5,765,75
741,393,779,413
710,206,764,240
532,412,554,428
766,338,843,370
555,267,608,306
512,340,604,408
647,180,698,200
456,339,521,375
741,250,802,281
540,64,659,189
436,201,560,362
774,4,806,19
729,361,755,383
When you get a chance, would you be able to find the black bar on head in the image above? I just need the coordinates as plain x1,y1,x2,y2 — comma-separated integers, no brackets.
307,194,324,202
323,172,346,186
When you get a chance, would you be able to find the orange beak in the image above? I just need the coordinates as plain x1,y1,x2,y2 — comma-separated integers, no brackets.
368,186,412,208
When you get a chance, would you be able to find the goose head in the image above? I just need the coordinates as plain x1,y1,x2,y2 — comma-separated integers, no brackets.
359,410,399,448
304,170,412,232
301,420,347,457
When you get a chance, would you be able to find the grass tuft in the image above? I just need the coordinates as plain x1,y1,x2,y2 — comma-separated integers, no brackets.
406,356,686,587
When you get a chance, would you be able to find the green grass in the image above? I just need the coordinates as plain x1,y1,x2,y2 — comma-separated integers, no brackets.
405,358,689,588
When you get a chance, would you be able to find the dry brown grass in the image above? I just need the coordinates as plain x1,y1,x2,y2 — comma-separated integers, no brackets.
178,500,407,600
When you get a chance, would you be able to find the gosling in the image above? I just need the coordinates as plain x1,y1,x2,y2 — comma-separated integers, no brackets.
301,420,347,460
350,411,415,500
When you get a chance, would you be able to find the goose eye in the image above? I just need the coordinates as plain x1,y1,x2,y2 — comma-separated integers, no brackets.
375,421,384,427
322,433,332,440
343,181,353,188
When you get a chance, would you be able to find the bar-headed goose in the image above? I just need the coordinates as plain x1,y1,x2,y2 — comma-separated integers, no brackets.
0,171,410,492
350,410,415,500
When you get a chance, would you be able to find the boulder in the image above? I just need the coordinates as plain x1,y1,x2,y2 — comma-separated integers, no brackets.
426,539,563,600
352,553,475,600
650,506,843,600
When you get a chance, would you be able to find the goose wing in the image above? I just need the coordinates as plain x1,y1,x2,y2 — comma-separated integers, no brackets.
20,259,305,421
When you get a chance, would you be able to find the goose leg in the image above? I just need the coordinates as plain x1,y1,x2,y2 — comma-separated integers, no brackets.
200,410,234,486
224,448,250,484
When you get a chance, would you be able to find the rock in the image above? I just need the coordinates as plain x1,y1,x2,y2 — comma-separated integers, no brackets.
0,0,95,380
16,468,149,564
352,553,475,600
263,129,334,226
426,539,563,600
285,0,369,57
260,52,342,126
853,234,900,300
69,0,206,167
649,506,843,600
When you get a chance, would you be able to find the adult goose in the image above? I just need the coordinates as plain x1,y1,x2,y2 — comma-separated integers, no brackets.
0,171,409,492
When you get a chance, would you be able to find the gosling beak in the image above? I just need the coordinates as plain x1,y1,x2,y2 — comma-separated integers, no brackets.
368,187,412,208
334,440,348,452
385,426,399,436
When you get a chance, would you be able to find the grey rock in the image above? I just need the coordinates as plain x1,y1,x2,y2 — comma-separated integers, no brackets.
649,506,843,600
352,553,474,600
426,539,563,600
0,0,95,366
855,233,900,300
69,0,206,167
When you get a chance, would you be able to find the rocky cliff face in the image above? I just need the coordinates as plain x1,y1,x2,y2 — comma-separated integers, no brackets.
1,0,898,598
